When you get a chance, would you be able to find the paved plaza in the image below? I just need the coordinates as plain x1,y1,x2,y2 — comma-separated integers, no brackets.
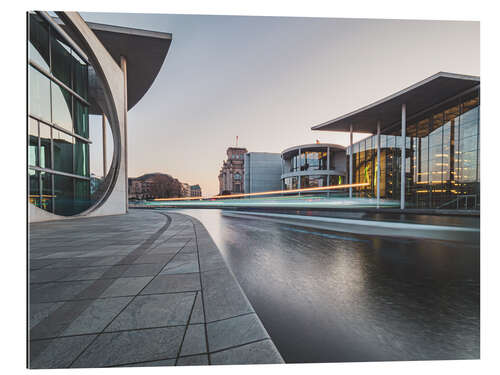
28,210,283,368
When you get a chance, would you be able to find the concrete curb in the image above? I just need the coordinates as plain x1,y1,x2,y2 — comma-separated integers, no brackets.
181,213,284,364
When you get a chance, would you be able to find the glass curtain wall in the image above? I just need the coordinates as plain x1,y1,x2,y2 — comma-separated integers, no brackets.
28,13,91,216
347,89,480,209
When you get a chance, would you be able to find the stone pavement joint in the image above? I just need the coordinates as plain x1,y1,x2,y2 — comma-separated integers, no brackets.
29,209,284,368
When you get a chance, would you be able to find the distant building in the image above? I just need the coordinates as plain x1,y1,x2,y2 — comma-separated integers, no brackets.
281,143,347,190
128,178,154,200
181,183,191,197
218,147,248,194
244,152,282,193
190,185,202,197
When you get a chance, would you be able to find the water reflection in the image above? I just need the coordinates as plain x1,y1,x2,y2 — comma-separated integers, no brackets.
177,209,479,363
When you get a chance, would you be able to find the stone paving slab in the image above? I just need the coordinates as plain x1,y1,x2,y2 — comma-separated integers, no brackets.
28,210,283,368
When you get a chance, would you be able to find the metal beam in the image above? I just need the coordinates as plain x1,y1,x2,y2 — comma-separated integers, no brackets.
401,104,406,210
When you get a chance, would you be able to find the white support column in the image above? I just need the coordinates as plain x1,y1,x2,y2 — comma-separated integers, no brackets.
120,56,129,212
102,114,107,178
376,120,381,208
349,124,353,198
401,104,406,210
327,146,331,171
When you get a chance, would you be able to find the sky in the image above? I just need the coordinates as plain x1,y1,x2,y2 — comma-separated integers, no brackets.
80,12,479,197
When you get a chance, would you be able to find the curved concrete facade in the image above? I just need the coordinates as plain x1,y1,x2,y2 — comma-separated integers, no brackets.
28,12,171,222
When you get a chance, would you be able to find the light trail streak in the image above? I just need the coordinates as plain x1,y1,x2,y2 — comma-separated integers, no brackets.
153,182,369,202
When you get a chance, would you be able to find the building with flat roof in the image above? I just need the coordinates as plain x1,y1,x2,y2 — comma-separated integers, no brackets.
190,184,202,197
312,72,480,211
218,147,247,194
281,143,347,191
244,152,282,193
28,11,171,221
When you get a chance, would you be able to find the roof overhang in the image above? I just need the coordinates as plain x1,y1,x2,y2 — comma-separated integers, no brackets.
311,72,480,134
56,18,172,111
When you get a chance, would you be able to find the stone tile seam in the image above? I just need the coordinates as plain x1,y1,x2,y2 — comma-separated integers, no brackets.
29,322,192,342
190,216,211,365
28,213,173,359
29,289,203,304
105,337,274,367
175,290,200,365
93,339,274,367
66,212,193,368
29,311,258,342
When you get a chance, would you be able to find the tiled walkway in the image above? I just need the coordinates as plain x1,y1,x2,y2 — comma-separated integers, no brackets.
28,210,283,368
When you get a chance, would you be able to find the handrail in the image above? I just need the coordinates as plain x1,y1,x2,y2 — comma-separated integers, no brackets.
438,194,477,209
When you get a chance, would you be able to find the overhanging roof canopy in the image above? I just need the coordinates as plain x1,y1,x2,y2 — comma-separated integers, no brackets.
57,18,172,111
311,72,480,134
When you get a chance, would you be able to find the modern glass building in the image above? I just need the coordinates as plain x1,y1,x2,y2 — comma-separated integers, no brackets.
29,13,91,216
281,144,346,191
28,12,172,221
312,72,480,210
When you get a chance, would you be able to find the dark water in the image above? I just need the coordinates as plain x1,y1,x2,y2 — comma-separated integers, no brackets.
178,209,480,363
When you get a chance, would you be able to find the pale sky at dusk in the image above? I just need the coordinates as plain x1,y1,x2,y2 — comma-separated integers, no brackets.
81,12,479,197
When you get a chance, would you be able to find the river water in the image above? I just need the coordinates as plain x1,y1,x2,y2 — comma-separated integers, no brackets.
177,209,479,363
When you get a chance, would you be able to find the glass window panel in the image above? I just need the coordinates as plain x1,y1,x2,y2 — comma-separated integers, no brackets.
54,174,74,216
418,158,429,183
429,144,443,160
53,129,74,174
380,135,387,148
40,123,52,169
73,54,88,100
28,14,50,70
74,179,91,214
29,118,39,167
460,135,478,153
458,151,477,182
51,34,73,87
430,157,443,183
74,100,89,138
460,117,478,139
51,82,73,132
28,169,40,207
40,171,53,212
429,126,442,146
28,66,51,122
460,104,479,126
395,136,401,148
329,149,335,170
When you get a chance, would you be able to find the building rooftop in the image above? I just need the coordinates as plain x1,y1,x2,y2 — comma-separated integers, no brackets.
282,143,346,155
311,72,479,134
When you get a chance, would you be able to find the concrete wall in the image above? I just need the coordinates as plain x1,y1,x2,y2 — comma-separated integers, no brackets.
244,153,282,193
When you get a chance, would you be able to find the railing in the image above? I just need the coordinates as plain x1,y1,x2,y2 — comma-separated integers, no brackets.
438,195,478,210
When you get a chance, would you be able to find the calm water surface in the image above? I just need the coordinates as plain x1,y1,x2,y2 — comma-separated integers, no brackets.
177,209,479,363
